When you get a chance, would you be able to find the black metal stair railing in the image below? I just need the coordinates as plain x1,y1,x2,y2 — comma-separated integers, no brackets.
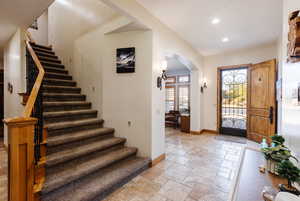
26,48,44,163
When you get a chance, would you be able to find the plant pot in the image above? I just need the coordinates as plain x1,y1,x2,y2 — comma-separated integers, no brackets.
266,159,279,175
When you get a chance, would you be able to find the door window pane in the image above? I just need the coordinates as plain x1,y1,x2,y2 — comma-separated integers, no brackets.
166,87,175,112
178,86,189,111
178,75,190,83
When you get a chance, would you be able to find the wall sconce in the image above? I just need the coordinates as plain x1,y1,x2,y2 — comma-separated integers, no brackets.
157,60,168,90
201,77,207,93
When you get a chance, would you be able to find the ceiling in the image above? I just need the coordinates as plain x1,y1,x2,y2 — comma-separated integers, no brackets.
0,0,54,55
136,0,282,56
166,57,190,75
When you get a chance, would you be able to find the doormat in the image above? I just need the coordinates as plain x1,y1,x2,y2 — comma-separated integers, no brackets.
215,135,247,144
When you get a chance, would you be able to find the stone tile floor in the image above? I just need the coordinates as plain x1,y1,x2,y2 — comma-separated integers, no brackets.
103,129,259,201
0,129,259,201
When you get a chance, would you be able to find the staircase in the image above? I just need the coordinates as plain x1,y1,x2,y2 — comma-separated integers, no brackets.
30,43,150,201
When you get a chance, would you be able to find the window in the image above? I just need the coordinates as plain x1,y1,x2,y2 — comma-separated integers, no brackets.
178,75,190,83
166,76,176,84
165,86,175,112
178,85,189,111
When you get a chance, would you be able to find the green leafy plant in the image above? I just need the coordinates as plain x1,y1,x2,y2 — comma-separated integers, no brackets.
271,135,285,146
277,160,300,188
262,145,298,162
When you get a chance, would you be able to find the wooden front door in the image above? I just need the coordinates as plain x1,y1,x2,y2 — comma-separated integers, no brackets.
247,59,276,143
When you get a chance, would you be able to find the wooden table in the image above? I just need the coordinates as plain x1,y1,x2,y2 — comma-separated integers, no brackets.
231,148,285,201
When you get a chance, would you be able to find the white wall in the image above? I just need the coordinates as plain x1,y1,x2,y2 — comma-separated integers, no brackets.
28,10,49,46
202,42,278,131
74,29,153,158
280,0,300,155
101,0,204,159
48,0,117,71
3,29,27,145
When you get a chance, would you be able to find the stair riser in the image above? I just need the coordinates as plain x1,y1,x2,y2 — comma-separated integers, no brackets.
45,73,72,80
44,68,68,74
41,62,64,69
40,58,61,64
46,134,117,156
47,121,104,136
44,147,136,194
43,103,91,112
31,43,52,50
33,48,55,55
36,53,58,60
91,157,149,201
46,140,125,168
43,95,86,102
43,80,76,87
43,87,81,94
44,112,98,124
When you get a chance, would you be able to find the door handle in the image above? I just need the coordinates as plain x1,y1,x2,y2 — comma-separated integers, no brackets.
269,106,274,124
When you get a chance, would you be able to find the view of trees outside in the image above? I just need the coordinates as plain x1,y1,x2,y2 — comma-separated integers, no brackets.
221,69,247,129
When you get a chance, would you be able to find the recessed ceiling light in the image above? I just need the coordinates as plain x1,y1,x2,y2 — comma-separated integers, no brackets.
222,37,229,42
212,18,220,25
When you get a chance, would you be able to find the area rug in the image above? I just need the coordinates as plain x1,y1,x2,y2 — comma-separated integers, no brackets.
215,135,247,144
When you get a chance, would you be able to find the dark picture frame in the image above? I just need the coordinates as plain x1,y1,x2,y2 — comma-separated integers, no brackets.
116,47,135,73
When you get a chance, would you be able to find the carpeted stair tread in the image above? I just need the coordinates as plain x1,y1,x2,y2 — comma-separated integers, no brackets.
41,157,150,201
30,42,52,50
43,93,86,101
41,61,65,68
44,109,97,118
43,101,91,109
44,78,76,87
47,128,115,147
45,72,72,80
45,137,126,167
44,66,68,74
39,56,61,63
45,118,103,131
43,85,81,93
36,52,58,59
42,147,138,194
32,47,55,55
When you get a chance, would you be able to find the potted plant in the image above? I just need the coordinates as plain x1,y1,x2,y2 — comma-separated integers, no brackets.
262,145,296,174
261,135,298,174
277,159,300,195
271,135,285,146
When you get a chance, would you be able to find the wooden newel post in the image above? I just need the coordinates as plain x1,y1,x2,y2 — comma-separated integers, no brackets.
4,117,37,201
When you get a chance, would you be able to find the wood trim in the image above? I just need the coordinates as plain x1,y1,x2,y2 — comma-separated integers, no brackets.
190,130,201,135
3,117,37,201
200,129,218,134
217,64,251,134
218,64,251,70
151,153,166,167
23,40,45,118
166,76,176,84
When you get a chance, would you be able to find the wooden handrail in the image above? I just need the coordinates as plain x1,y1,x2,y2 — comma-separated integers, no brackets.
25,30,35,43
23,40,45,118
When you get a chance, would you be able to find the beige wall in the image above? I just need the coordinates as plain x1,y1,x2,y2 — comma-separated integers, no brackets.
202,42,278,131
3,29,27,144
28,10,49,46
280,0,300,155
74,29,153,157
